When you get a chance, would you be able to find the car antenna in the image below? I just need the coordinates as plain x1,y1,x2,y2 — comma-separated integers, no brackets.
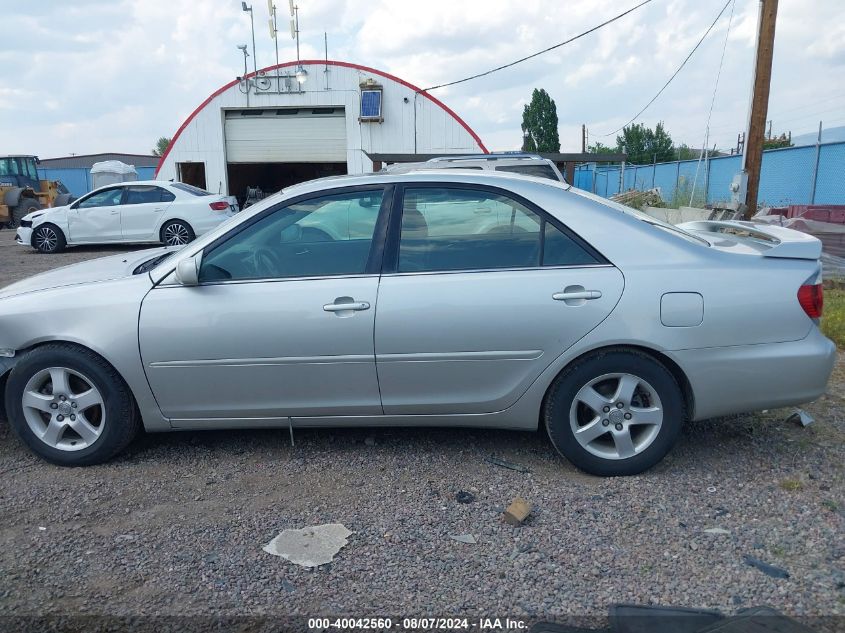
288,417,295,447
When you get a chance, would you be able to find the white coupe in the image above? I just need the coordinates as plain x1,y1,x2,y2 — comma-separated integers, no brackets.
15,181,239,253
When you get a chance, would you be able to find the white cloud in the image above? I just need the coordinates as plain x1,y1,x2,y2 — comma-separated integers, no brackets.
0,0,843,156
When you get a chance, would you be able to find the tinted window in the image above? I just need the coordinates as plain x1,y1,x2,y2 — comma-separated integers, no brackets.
397,187,599,272
398,188,541,272
199,189,384,282
77,188,124,209
125,185,172,204
172,182,212,196
543,222,599,266
495,164,560,181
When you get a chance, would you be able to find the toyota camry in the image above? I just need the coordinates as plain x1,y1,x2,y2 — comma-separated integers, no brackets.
0,171,835,475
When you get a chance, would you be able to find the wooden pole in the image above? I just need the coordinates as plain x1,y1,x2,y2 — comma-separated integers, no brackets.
742,0,779,219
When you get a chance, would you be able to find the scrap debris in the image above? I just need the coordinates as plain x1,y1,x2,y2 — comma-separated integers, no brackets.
610,188,664,209
502,497,532,526
743,555,790,579
448,533,477,544
786,409,815,427
263,523,352,568
486,456,530,473
455,491,475,504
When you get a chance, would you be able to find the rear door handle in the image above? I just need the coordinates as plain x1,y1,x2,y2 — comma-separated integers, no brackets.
553,290,602,301
323,300,370,312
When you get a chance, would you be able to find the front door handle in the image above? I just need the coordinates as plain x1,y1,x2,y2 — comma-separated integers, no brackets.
553,290,602,301
323,298,371,312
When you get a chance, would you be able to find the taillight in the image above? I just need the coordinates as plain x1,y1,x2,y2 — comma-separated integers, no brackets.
209,201,229,211
797,283,823,319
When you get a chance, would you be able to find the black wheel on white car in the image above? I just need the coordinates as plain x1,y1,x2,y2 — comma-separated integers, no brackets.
544,349,685,476
160,220,195,246
4,344,140,466
10,197,42,229
31,223,67,253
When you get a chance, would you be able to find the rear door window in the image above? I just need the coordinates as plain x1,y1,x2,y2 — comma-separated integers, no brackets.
396,187,599,272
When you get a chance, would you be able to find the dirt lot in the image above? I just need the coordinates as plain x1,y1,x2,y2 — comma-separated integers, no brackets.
0,229,843,626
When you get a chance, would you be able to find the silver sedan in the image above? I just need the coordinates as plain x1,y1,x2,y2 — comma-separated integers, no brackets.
0,171,836,475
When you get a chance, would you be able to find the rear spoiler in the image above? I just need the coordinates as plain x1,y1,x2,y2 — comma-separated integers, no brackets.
677,220,822,260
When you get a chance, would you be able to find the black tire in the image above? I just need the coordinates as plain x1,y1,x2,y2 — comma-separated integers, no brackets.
543,349,685,476
31,223,67,253
10,197,42,229
4,344,140,466
160,220,195,246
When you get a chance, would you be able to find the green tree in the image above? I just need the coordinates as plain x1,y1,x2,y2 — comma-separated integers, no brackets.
616,122,674,164
587,141,618,155
674,143,701,161
152,136,172,157
763,133,792,150
521,89,560,153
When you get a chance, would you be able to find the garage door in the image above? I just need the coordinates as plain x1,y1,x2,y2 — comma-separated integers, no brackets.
225,108,346,163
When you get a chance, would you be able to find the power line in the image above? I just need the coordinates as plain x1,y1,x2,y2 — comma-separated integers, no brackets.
690,0,735,204
596,0,733,137
421,0,655,92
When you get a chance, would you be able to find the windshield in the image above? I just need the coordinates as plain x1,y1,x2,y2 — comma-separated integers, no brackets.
171,182,212,196
569,187,710,245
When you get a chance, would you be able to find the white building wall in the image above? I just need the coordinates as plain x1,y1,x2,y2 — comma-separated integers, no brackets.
156,61,485,194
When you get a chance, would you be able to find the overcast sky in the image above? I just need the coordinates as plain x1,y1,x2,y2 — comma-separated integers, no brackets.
2,0,843,158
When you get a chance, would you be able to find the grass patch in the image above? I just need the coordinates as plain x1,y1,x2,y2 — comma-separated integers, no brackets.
822,289,845,348
779,479,804,491
822,499,840,512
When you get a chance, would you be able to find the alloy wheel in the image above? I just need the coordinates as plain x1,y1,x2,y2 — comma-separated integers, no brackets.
34,227,58,252
568,372,663,460
163,223,190,246
21,367,106,451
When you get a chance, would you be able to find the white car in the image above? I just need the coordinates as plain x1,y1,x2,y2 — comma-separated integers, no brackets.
15,181,239,253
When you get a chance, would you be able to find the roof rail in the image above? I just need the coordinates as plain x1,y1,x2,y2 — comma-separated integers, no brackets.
426,152,544,163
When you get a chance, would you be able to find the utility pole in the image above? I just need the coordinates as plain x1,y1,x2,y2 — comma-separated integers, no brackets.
581,124,586,153
741,0,778,219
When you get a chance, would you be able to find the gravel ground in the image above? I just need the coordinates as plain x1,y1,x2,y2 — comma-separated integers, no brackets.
0,229,843,624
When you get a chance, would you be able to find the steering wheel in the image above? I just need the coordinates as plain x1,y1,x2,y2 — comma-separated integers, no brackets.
251,247,282,277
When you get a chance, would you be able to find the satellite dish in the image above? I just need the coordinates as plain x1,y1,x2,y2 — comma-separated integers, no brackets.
256,76,271,90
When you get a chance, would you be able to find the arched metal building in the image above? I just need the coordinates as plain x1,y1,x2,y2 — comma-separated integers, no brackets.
155,60,487,201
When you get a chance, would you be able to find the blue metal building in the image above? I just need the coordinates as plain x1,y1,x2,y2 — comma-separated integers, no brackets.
36,153,160,198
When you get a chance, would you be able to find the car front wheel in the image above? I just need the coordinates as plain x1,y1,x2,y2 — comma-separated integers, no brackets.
544,350,685,476
5,344,140,466
32,223,67,253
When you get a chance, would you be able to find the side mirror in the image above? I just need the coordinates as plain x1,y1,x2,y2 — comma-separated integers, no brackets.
175,253,201,286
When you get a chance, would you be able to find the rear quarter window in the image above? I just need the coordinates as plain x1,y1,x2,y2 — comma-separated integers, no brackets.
495,164,560,181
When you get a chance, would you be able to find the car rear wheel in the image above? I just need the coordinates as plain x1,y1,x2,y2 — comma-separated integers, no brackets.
5,344,141,466
32,223,67,253
160,220,195,246
544,350,685,476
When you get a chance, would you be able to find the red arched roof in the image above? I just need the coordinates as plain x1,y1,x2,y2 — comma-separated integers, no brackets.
155,59,488,175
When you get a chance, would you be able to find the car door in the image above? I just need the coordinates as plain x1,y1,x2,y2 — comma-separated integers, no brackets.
138,186,391,423
67,186,125,242
121,185,174,240
374,184,625,415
